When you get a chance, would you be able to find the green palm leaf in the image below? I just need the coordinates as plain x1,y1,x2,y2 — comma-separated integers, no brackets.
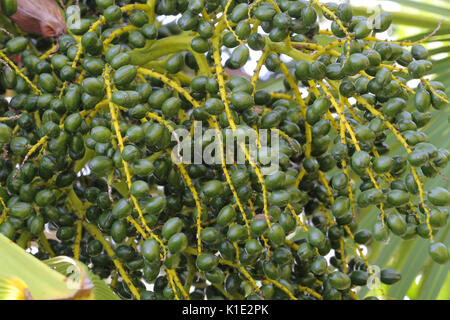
390,0,450,17
0,233,118,300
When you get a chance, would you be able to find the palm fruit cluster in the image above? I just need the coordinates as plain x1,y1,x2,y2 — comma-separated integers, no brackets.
0,0,449,300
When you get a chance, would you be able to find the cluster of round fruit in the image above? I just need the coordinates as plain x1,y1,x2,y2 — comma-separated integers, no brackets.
0,0,448,300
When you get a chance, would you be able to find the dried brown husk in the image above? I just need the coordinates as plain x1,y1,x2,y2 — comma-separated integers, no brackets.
0,0,66,38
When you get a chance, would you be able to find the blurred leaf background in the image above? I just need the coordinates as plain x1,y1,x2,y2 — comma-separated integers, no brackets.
348,0,450,300
267,0,450,300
